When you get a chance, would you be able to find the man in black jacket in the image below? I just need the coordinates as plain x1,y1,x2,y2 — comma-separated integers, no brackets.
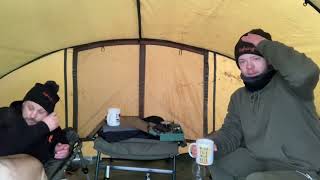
0,81,71,178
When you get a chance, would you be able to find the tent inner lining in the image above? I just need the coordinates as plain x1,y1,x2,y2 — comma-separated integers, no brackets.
72,39,213,139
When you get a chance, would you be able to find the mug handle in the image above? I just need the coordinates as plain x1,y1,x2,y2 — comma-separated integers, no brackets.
106,113,111,126
188,143,197,158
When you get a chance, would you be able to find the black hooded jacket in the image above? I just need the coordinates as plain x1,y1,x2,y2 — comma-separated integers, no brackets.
0,101,67,163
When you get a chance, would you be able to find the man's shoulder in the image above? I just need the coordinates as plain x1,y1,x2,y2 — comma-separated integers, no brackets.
0,105,21,124
0,106,12,115
0,107,16,127
231,87,247,97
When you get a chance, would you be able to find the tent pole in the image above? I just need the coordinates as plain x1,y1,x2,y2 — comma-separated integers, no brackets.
304,0,320,13
64,49,69,128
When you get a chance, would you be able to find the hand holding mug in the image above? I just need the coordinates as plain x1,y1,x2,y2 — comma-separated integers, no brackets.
190,143,218,157
188,138,215,166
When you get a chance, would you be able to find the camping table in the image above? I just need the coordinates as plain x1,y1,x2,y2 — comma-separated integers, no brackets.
84,116,155,141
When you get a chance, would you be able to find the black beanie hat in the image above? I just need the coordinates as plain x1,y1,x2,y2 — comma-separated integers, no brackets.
234,29,272,67
23,81,60,113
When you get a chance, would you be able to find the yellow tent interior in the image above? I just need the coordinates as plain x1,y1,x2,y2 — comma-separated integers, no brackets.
0,0,319,155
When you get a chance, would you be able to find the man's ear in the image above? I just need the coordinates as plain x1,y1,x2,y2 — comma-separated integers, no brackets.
22,101,27,108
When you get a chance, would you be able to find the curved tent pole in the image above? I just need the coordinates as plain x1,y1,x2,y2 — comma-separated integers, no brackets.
304,0,320,13
64,49,69,128
203,51,209,136
0,38,234,80
136,0,142,39
212,52,217,133
0,49,63,79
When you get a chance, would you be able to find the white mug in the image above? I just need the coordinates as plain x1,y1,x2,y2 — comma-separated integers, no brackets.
188,138,214,166
106,108,120,126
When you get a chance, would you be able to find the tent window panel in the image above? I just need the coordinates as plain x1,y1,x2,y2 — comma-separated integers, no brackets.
144,45,204,140
215,55,242,130
77,45,139,138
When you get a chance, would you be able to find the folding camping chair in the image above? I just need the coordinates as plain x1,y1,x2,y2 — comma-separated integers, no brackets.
93,137,179,180
46,128,89,180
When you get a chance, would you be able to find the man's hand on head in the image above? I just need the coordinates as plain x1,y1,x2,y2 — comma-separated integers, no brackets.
54,143,70,159
241,33,267,47
42,112,59,131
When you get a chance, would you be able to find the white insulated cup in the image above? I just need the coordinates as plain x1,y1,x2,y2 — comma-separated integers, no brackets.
106,108,120,126
188,138,214,166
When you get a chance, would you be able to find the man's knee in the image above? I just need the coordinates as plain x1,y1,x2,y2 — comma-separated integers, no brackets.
246,172,265,180
208,163,235,180
214,148,264,176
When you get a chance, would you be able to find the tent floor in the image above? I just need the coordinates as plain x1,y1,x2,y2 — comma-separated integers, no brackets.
66,153,211,180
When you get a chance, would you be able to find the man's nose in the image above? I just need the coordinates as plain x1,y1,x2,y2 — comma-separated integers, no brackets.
30,111,36,118
246,62,254,69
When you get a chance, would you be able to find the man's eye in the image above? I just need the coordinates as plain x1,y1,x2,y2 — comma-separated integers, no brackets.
28,105,34,110
38,110,46,114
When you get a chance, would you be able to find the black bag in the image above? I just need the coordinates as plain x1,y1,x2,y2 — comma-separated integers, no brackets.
98,116,163,142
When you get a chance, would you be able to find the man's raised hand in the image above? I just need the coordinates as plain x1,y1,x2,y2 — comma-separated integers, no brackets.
42,112,59,131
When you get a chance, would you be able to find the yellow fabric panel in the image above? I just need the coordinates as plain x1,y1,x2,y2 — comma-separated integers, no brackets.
207,52,215,133
0,0,138,77
0,51,66,127
144,45,204,139
81,141,96,157
142,0,320,62
0,51,36,78
215,55,243,130
1,0,320,79
66,49,74,128
77,45,139,138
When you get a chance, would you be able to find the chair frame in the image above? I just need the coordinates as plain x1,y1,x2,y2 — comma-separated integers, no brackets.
94,150,177,180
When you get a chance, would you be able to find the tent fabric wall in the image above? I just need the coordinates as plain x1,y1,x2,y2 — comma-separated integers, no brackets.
76,45,140,138
0,0,139,78
141,0,320,61
1,0,320,79
144,45,205,139
72,40,249,140
215,55,243,130
0,0,319,155
75,43,209,140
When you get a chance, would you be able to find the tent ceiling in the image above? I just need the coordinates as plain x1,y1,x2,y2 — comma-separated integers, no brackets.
0,0,319,78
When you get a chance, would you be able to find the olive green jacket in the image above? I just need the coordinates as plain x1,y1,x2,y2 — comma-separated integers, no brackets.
208,40,320,171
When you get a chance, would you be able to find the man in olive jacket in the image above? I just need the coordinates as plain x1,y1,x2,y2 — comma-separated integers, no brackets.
207,29,320,180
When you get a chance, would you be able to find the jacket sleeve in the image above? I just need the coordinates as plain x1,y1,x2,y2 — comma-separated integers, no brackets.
206,92,243,159
48,127,68,155
257,40,320,99
0,108,50,156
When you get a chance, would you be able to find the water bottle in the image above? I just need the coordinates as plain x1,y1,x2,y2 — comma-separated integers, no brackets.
192,161,206,180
